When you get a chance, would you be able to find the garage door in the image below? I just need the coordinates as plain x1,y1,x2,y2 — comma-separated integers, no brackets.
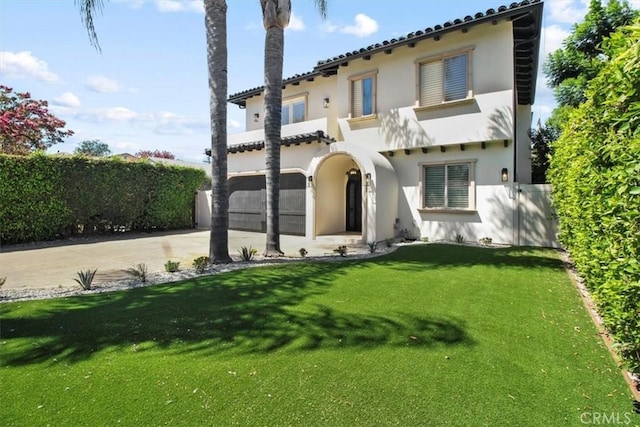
228,173,306,235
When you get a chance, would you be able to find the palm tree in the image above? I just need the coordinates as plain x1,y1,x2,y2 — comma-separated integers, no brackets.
260,0,326,257
204,0,233,263
76,0,232,263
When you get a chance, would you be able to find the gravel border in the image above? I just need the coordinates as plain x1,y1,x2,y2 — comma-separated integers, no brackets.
0,245,397,303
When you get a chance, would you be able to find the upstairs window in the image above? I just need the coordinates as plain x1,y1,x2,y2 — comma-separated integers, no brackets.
282,97,306,125
422,162,475,210
350,72,377,118
419,51,470,107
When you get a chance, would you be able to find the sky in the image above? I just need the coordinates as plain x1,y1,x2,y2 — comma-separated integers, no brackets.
1,0,636,162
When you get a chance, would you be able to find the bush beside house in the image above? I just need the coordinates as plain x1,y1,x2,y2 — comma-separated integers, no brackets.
548,23,640,375
0,153,207,245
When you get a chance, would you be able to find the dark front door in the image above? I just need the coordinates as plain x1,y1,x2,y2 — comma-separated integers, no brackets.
346,173,362,232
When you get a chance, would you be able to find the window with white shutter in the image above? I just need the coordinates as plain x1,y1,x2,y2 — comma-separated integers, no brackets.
418,51,470,107
422,162,475,210
350,72,377,118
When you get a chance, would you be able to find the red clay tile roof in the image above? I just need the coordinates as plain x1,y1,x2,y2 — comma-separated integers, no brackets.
228,0,543,107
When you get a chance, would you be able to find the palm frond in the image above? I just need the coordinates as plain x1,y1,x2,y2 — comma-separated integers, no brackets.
314,0,327,19
75,0,105,52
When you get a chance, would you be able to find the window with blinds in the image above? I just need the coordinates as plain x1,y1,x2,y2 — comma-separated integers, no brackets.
419,52,469,107
423,163,471,209
351,75,375,118
281,97,306,125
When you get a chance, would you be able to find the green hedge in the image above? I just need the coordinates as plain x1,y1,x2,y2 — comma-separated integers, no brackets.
548,24,640,374
0,153,207,245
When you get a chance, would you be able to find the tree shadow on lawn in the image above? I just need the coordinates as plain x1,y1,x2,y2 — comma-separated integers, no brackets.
370,244,565,272
2,261,474,366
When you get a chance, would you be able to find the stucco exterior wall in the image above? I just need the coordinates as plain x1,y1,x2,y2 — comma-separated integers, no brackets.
228,143,325,175
215,13,555,246
389,142,516,244
515,104,533,184
331,21,515,151
242,76,337,134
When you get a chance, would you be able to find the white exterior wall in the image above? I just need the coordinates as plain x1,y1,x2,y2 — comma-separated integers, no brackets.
217,16,557,247
390,142,516,244
228,142,325,175
242,76,337,133
516,104,533,184
334,22,514,151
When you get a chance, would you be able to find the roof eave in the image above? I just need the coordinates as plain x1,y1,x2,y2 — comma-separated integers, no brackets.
314,1,543,75
228,71,322,107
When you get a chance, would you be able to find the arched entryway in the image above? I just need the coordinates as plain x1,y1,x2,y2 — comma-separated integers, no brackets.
307,141,399,244
312,154,366,239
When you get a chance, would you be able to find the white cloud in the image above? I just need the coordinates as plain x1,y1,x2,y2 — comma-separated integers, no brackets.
319,20,338,34
546,0,588,24
153,111,208,135
340,14,379,38
78,106,141,123
113,0,145,9
229,119,241,129
77,107,208,136
287,12,305,31
85,75,122,93
0,51,59,82
155,0,203,13
542,24,571,57
53,92,81,108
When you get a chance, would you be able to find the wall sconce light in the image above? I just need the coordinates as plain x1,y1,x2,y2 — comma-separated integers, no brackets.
346,168,359,176
323,97,330,108
253,113,260,122
501,168,509,183
307,175,313,184
365,172,372,187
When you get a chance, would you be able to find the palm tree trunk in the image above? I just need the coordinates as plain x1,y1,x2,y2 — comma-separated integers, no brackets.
261,0,289,257
260,0,325,257
205,0,232,263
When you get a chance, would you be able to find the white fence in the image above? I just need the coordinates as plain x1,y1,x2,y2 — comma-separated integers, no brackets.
195,191,212,229
516,184,560,248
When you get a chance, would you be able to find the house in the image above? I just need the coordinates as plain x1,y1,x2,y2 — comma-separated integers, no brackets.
203,0,558,247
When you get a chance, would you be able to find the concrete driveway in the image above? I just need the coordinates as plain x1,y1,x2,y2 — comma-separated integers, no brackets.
0,229,362,290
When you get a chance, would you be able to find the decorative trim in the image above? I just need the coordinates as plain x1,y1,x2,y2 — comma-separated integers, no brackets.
347,114,378,124
413,97,475,113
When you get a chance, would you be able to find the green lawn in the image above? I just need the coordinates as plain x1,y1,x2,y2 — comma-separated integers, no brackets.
1,245,636,426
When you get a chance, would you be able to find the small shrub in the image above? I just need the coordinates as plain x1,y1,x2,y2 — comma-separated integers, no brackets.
367,241,378,253
333,245,348,257
479,237,493,245
0,277,6,288
386,238,394,248
398,228,417,242
74,269,97,290
192,256,211,274
455,233,465,244
238,246,258,262
299,248,308,258
125,263,148,283
164,260,180,273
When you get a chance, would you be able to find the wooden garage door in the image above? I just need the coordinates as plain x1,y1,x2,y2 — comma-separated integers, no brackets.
228,173,306,235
